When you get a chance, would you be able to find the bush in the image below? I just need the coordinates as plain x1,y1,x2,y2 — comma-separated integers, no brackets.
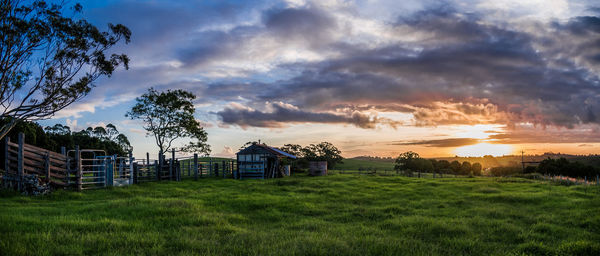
514,173,544,180
490,166,522,177
538,158,600,178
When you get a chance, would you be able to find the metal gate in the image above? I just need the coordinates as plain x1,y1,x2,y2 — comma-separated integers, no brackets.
67,148,133,190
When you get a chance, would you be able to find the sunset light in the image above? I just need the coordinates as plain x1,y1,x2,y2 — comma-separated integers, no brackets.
453,143,513,157
3,0,600,254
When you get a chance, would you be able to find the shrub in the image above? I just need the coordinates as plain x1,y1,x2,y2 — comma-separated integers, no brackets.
490,166,522,177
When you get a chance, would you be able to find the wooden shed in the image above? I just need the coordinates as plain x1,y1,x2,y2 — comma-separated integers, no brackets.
236,143,296,179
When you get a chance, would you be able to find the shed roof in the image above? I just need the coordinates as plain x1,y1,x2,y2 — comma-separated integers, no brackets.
237,144,297,159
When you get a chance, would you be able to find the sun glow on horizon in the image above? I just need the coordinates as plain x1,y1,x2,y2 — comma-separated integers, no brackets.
454,143,513,157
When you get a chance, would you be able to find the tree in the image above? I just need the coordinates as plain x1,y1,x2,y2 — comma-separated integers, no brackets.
239,141,259,151
0,1,130,139
450,160,461,174
115,134,132,152
126,88,210,155
279,143,305,170
461,161,472,175
43,123,132,155
416,158,434,173
302,142,343,169
429,159,438,171
92,126,107,139
44,123,70,135
280,144,304,158
0,120,131,160
471,162,482,176
395,151,420,171
436,160,451,173
105,124,120,141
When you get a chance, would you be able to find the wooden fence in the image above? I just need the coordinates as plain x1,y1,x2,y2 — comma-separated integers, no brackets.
1,133,238,192
3,133,69,190
132,151,237,184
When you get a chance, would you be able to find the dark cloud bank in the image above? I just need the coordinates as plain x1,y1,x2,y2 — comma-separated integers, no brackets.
100,2,600,144
207,6,600,139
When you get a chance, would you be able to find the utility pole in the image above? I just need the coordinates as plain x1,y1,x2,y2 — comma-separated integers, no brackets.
521,150,525,171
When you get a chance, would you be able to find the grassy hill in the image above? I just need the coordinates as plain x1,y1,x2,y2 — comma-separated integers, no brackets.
1,175,599,255
333,158,395,170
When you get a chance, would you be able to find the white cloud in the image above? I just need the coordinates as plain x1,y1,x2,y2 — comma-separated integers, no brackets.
214,145,235,158
66,119,78,130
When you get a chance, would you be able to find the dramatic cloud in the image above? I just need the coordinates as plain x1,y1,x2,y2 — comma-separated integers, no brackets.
393,138,481,147
216,102,386,129
487,125,600,144
206,7,600,130
53,0,600,152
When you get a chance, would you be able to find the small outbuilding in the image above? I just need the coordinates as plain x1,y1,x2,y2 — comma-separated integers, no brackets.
236,143,296,179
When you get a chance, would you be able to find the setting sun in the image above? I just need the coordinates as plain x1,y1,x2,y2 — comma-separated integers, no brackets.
453,143,513,157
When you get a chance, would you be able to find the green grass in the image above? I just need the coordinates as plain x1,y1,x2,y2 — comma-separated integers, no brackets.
1,175,599,255
333,158,395,170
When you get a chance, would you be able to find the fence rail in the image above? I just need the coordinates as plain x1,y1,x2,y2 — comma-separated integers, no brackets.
3,133,70,190
1,134,238,193
132,151,237,183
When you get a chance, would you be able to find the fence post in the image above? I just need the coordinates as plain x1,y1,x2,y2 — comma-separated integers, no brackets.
158,151,163,181
194,154,198,181
597,175,599,186
75,145,81,191
154,160,159,181
236,157,240,179
128,151,134,185
170,149,175,181
4,137,9,176
44,152,50,183
176,160,181,181
17,133,24,191
133,163,138,184
222,161,226,178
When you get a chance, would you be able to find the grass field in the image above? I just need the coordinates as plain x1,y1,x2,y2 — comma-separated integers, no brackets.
333,158,395,170
1,175,599,255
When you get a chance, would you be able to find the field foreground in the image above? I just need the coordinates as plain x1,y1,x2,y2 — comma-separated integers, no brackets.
1,175,599,255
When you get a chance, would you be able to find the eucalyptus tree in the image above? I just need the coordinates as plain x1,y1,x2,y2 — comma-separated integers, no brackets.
0,1,131,139
126,88,210,155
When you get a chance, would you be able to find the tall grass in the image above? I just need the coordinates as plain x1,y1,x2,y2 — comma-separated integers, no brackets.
1,175,599,255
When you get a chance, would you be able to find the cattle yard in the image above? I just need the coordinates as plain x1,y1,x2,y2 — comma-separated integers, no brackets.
1,133,237,193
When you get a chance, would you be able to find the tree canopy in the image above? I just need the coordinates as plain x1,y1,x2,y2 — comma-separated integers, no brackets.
394,151,421,171
280,142,343,169
303,142,343,169
0,1,130,139
126,88,210,155
0,120,131,156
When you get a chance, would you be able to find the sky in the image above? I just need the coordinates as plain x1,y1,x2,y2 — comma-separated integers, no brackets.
37,0,600,159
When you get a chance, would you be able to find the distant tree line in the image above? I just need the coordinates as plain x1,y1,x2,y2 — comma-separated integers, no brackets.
395,151,482,176
0,120,132,156
526,158,600,178
352,156,395,162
